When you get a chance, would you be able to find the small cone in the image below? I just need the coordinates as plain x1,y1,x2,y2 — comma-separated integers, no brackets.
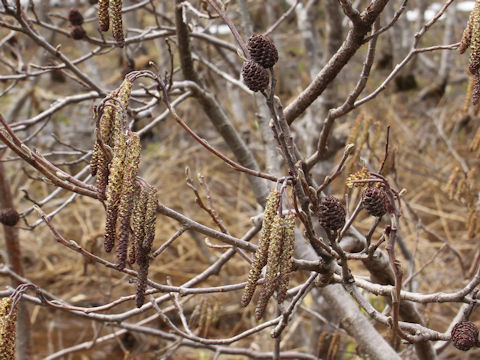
241,60,269,92
247,34,279,68
0,208,19,227
68,8,84,26
451,321,479,351
361,186,388,217
318,196,345,232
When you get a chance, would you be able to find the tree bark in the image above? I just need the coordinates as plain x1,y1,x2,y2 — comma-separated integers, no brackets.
0,162,32,360
294,234,402,360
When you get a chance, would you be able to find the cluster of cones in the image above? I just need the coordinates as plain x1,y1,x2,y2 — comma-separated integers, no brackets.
317,185,388,235
68,8,86,40
241,34,279,92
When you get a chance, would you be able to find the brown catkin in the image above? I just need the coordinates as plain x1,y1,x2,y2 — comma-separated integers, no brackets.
473,75,480,105
135,253,148,308
277,213,295,304
92,94,116,197
135,186,157,308
110,79,132,145
104,132,128,252
115,132,141,270
142,187,157,250
469,1,480,74
241,189,280,307
460,9,475,54
99,101,115,145
0,298,17,360
255,214,284,320
132,186,148,259
90,142,101,176
98,0,109,32
111,0,124,47
95,158,109,201
128,240,136,265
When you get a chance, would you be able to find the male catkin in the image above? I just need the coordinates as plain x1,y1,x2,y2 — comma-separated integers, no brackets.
241,189,280,307
116,132,141,270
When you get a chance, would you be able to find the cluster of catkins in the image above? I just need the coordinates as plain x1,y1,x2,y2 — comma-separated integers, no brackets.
241,34,279,92
241,189,296,320
0,298,17,360
460,0,480,105
97,0,124,47
90,77,157,307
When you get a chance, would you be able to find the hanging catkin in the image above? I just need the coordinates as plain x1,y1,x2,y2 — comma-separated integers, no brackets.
255,214,284,320
241,189,280,307
98,0,110,32
115,132,141,269
104,131,128,252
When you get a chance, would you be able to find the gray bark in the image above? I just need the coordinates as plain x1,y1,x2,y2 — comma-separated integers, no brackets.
294,235,402,360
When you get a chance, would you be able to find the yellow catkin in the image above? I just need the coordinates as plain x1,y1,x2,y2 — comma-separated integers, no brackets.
473,74,480,105
93,97,115,196
111,0,124,47
89,142,101,176
463,76,475,114
132,186,149,259
469,1,480,74
346,167,370,189
142,186,158,249
116,132,141,270
0,298,17,360
460,7,474,54
98,0,110,32
92,79,132,200
277,213,296,304
255,214,284,320
135,186,158,308
99,98,115,145
241,189,280,307
111,79,132,146
104,132,128,252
